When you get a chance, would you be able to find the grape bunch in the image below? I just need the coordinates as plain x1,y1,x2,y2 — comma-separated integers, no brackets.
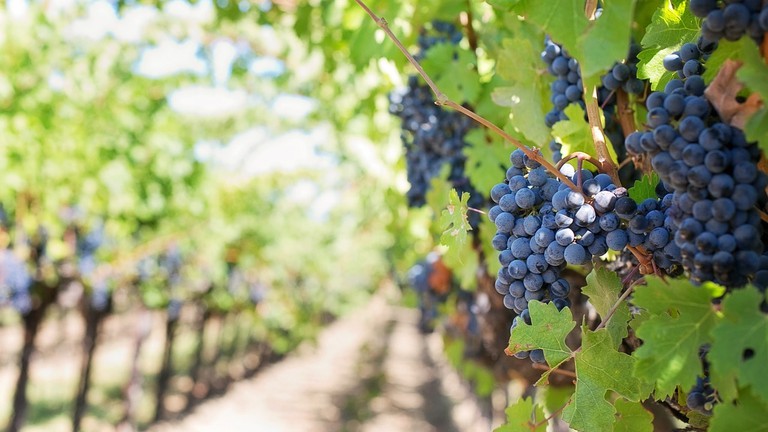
0,249,33,315
489,150,648,362
90,280,111,313
661,39,716,80
541,38,584,130
687,376,717,413
690,0,768,44
76,223,104,277
542,38,644,172
625,38,767,288
389,22,484,222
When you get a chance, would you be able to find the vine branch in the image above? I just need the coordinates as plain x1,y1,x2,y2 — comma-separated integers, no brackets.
532,362,577,379
353,0,582,192
616,89,638,138
584,86,622,186
461,1,478,54
594,282,638,332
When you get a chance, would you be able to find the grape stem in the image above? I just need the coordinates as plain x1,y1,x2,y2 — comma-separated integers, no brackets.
594,281,639,332
616,89,638,138
467,206,487,215
533,398,573,428
556,151,603,174
353,0,583,193
758,207,768,224
531,362,576,379
584,0,599,19
461,1,478,54
584,86,622,186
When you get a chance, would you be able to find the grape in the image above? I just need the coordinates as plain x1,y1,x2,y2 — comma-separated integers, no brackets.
564,243,588,265
606,229,629,250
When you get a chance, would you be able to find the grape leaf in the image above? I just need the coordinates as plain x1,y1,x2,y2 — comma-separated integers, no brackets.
701,38,753,83
438,189,472,244
494,35,552,145
549,104,620,164
583,267,630,348
510,0,589,59
481,217,502,276
562,327,650,432
494,397,547,432
577,0,637,79
613,399,654,432
507,300,575,366
422,44,480,103
437,188,478,289
630,277,723,398
637,0,699,90
464,129,510,197
542,385,574,416
636,46,677,91
628,173,659,203
709,287,768,404
709,388,768,432
745,108,768,151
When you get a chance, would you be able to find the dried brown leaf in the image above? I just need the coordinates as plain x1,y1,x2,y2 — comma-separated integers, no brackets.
704,59,763,129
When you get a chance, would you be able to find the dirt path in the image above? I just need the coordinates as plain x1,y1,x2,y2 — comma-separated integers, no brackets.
151,293,494,432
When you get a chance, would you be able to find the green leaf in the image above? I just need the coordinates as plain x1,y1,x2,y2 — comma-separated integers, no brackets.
511,0,589,60
583,267,630,348
508,301,575,366
630,277,723,398
637,0,700,89
541,385,574,416
464,129,510,197
494,397,547,432
745,108,768,150
562,327,650,432
636,46,677,91
613,399,654,432
437,189,478,290
709,287,768,403
494,35,552,145
628,173,659,203
577,0,637,79
438,189,472,251
701,38,753,83
709,388,768,432
551,104,595,159
422,44,480,103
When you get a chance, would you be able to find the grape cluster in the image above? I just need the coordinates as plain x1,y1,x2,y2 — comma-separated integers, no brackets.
691,0,768,44
0,249,33,315
90,280,111,313
626,39,767,288
389,23,484,222
407,253,447,333
661,39,716,80
490,150,646,362
415,20,463,57
542,39,644,170
687,376,717,413
541,39,584,130
77,223,104,277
